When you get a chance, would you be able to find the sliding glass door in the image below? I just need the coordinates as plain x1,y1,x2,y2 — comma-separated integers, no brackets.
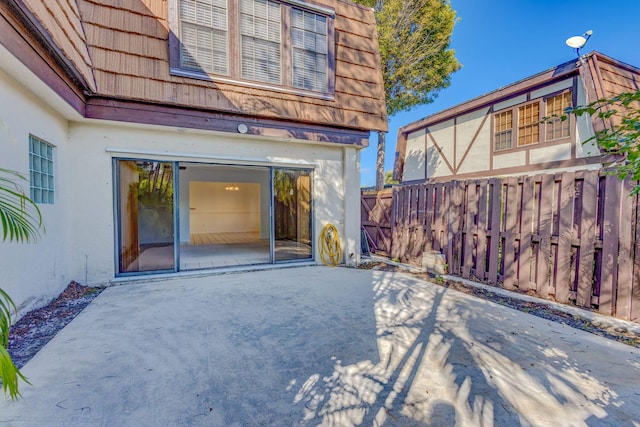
116,160,176,274
115,160,313,275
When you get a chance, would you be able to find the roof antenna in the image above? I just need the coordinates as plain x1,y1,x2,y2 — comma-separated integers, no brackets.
566,30,593,64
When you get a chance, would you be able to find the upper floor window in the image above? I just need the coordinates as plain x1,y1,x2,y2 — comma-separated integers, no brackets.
517,102,539,147
493,90,572,151
240,0,281,84
546,92,572,141
179,0,228,75
292,9,328,92
171,0,335,95
29,135,54,204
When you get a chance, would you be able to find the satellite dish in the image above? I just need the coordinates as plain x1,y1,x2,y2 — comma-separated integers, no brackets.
566,35,587,49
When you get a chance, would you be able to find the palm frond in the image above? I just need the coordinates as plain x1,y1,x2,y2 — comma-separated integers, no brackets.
0,168,43,243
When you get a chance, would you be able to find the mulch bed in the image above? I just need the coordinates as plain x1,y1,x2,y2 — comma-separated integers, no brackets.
358,261,640,348
8,282,103,368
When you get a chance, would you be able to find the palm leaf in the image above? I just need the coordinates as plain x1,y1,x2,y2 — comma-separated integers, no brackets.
0,168,43,242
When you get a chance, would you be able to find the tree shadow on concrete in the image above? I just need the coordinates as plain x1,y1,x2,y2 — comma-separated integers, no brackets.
293,270,634,426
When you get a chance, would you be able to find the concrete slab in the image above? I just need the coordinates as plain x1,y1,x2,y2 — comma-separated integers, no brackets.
1,266,639,426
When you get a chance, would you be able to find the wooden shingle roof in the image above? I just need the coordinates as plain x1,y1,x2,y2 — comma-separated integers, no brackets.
5,0,388,134
20,0,96,91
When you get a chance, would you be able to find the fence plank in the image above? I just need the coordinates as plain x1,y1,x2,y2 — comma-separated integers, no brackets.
535,174,554,298
577,171,598,307
502,178,519,290
615,178,634,319
633,190,640,322
451,181,465,275
518,176,534,291
487,179,502,284
476,180,489,281
599,175,621,315
463,182,478,279
433,184,444,253
555,173,575,303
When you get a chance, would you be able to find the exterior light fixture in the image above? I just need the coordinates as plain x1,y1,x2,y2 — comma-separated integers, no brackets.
566,30,593,60
225,184,240,191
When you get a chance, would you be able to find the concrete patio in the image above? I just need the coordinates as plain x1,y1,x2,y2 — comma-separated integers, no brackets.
1,266,639,426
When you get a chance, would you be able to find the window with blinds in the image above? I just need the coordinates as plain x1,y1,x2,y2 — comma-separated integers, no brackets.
179,0,228,75
240,0,281,84
493,110,513,151
546,92,572,141
292,8,328,92
517,102,540,146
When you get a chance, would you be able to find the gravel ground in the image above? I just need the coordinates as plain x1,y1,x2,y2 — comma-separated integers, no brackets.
8,282,103,368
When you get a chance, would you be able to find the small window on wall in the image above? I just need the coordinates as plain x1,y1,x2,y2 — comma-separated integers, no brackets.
29,135,54,204
546,92,572,141
493,110,513,151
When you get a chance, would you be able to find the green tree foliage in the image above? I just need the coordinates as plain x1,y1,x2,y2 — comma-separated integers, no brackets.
566,90,640,194
353,0,460,189
384,170,399,185
0,168,39,399
354,0,460,116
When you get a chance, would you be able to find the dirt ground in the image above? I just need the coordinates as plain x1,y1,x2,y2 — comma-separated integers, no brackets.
358,261,640,348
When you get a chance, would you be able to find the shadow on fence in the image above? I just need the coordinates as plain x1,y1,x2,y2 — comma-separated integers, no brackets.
361,170,639,322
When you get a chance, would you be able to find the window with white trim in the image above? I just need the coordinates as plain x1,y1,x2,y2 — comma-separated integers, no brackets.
29,135,54,204
171,0,334,94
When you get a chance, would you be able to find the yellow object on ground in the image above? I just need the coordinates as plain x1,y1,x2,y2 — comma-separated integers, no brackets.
319,223,342,267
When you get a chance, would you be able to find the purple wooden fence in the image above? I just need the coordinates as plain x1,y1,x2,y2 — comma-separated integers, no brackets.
361,170,640,322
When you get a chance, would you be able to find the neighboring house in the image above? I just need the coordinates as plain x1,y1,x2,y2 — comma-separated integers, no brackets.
0,0,387,316
395,52,640,183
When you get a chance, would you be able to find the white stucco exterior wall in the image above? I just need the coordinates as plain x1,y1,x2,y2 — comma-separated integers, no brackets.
0,68,74,316
66,121,357,283
403,129,426,182
456,108,491,175
426,120,455,178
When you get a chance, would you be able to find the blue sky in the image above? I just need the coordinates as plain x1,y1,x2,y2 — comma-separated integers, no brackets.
360,0,640,186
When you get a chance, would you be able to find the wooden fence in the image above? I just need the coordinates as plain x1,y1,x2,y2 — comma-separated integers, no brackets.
361,170,640,322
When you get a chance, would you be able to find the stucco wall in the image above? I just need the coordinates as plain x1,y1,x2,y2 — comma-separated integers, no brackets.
0,69,73,316
66,121,354,284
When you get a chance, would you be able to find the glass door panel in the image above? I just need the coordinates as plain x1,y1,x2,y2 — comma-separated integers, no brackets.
117,160,175,274
273,168,312,261
178,163,270,270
